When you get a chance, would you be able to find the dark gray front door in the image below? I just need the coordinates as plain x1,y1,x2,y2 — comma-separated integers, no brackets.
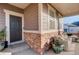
10,15,22,43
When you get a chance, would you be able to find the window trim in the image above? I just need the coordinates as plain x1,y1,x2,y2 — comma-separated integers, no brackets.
58,13,63,31
48,4,57,31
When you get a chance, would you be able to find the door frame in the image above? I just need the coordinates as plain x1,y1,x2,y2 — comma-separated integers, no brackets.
4,9,24,45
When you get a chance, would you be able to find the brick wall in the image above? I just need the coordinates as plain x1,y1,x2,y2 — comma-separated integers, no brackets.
24,31,58,54
24,32,41,54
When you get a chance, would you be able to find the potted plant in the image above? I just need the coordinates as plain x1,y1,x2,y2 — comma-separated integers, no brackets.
0,28,8,51
52,36,64,54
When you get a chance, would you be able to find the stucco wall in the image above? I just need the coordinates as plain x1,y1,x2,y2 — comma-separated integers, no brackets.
0,3,24,31
0,3,24,32
24,3,38,30
0,9,5,31
42,3,49,30
0,3,24,13
0,3,24,35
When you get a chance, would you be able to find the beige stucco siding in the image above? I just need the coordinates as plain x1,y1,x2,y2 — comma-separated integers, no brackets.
0,3,24,32
42,3,48,30
24,3,38,30
0,9,5,31
43,4,48,15
0,3,24,13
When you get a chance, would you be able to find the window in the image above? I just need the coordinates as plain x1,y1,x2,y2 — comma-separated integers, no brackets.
42,15,48,30
49,19,55,29
50,10,54,17
49,9,56,30
59,18,63,29
42,5,57,31
58,13,63,30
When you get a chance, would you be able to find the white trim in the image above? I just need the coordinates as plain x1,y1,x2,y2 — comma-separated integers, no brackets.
10,40,24,45
23,30,40,33
41,30,58,34
59,29,63,31
4,9,24,45
54,10,58,30
38,3,43,33
59,17,64,31
23,30,58,34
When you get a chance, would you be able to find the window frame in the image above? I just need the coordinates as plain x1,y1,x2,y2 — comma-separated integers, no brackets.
58,13,63,31
48,4,57,30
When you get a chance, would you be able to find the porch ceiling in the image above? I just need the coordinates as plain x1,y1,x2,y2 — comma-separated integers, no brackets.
9,3,30,9
51,3,79,17
9,3,79,17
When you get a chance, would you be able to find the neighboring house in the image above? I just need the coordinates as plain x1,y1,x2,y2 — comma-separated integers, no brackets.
64,24,79,34
64,24,68,32
68,26,79,33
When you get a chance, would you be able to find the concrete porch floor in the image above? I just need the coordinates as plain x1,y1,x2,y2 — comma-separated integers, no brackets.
2,42,79,55
3,42,38,55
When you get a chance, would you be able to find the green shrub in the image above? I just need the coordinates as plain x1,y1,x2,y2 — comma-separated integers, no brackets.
0,29,5,41
52,36,64,54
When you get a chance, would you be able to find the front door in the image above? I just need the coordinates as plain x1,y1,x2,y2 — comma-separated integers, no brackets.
10,15,22,43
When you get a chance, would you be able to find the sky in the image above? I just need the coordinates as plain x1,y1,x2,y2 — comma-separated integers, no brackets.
64,15,79,24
